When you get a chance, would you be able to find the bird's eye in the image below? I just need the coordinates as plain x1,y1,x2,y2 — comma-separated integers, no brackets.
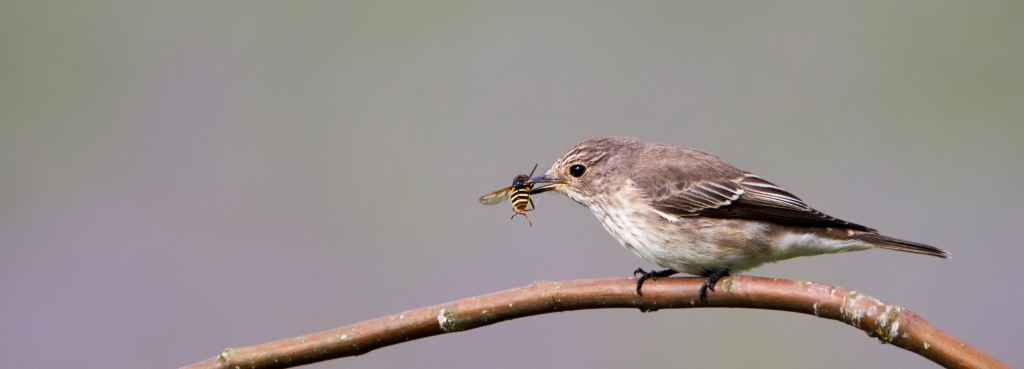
569,164,587,177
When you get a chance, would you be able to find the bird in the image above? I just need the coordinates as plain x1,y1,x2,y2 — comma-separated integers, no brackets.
527,137,948,301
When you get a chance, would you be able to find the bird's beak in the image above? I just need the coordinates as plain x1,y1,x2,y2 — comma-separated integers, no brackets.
529,174,565,193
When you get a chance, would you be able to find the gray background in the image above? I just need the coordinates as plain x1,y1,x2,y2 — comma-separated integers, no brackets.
2,1,1021,368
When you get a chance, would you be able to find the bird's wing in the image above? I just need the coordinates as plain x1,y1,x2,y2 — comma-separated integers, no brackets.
647,172,875,231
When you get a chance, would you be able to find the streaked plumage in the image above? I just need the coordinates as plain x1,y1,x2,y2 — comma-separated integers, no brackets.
529,137,947,298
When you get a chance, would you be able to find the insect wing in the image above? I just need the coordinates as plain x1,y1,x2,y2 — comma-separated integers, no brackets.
479,186,513,205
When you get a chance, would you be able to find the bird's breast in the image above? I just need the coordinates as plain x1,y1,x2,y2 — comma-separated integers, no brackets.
585,184,789,274
587,188,690,268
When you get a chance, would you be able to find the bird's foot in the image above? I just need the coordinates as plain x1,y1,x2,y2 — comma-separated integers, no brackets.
698,269,730,303
632,268,678,296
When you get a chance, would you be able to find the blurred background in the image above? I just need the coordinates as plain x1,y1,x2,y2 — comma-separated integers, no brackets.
2,1,1021,368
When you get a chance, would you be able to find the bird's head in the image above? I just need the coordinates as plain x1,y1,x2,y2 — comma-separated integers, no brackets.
530,137,643,206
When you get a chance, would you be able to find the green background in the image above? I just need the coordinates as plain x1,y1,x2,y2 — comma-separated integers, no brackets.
2,1,1021,368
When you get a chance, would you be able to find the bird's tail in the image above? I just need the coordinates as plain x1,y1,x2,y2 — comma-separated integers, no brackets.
854,233,949,258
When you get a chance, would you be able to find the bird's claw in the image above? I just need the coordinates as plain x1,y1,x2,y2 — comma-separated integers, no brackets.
698,269,730,303
632,268,678,296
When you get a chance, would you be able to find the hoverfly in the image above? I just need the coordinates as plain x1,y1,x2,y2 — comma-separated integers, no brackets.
479,164,555,225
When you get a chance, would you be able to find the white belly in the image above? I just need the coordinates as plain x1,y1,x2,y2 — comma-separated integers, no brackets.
590,203,869,275
568,182,870,275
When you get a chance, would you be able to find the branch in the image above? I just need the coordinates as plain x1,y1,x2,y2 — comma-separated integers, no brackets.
180,276,1007,369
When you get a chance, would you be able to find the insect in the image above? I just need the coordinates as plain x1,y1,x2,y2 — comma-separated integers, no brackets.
479,164,552,225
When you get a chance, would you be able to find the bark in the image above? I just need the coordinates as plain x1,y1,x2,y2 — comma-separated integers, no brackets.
180,276,1007,369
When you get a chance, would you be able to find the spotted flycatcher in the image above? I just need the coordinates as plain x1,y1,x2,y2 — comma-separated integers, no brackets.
529,137,947,300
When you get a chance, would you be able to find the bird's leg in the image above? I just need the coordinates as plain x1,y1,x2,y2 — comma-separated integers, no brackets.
632,268,678,296
698,268,730,303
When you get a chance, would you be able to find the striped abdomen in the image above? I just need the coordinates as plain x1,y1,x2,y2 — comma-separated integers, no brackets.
510,187,532,214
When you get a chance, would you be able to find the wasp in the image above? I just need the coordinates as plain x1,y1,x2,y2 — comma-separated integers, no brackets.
479,164,554,225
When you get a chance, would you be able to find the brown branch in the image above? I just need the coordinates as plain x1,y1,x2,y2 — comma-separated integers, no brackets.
180,276,1007,369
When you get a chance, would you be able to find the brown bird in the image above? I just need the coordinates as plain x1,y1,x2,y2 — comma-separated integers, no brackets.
528,137,948,301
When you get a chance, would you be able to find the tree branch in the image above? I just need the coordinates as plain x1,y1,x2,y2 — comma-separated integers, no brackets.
180,276,1007,369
